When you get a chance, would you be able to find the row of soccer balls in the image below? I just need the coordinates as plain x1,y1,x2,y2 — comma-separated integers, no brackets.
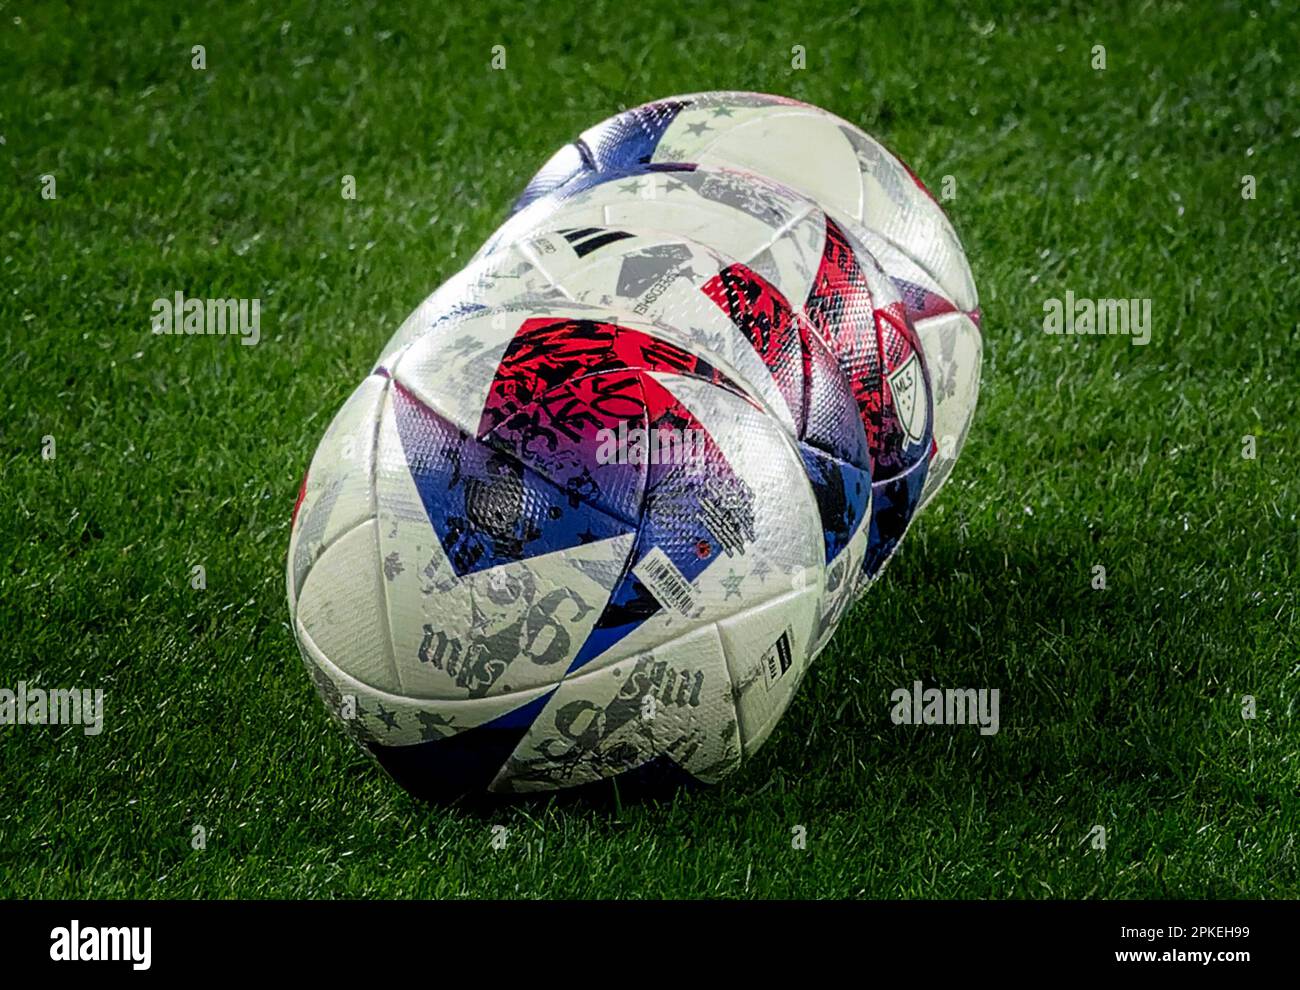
287,92,982,798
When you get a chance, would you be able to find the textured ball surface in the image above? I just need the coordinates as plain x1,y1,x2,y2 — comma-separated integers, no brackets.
512,90,981,510
481,163,932,582
382,224,873,626
290,301,833,797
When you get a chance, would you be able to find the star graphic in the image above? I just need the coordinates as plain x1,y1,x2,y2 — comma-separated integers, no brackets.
710,106,736,118
675,264,699,281
664,178,687,194
376,703,400,731
751,557,772,584
618,179,645,196
685,122,712,137
417,710,453,742
450,334,481,357
721,568,744,600
383,551,404,581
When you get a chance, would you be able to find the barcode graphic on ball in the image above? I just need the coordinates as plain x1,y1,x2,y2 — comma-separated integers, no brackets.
761,627,795,688
633,546,700,617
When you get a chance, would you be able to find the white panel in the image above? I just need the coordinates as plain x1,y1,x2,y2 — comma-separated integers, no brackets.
691,113,865,228
492,622,742,792
287,373,387,609
914,310,982,509
716,586,821,755
853,222,950,302
653,93,980,311
387,305,530,434
295,517,397,693
839,126,978,311
378,245,557,364
294,616,554,750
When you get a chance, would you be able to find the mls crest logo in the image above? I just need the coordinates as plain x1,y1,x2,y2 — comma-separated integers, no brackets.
887,352,926,446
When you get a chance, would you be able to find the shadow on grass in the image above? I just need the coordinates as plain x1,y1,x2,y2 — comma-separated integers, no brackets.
340,511,1226,817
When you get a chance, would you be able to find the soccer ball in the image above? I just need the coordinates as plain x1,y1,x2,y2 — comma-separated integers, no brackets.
474,163,931,582
289,300,835,797
512,91,981,510
380,223,874,627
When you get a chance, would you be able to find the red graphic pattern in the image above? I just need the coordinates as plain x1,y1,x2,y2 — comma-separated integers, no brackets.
804,217,930,477
701,264,809,435
474,317,756,528
479,317,741,437
291,471,309,526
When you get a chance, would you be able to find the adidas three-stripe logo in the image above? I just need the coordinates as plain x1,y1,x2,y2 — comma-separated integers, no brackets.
559,227,635,258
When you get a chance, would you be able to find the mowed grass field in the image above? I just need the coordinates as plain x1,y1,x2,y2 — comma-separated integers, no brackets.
1,0,1296,898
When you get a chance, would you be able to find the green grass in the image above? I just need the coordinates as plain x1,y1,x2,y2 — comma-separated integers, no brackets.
1,0,1297,898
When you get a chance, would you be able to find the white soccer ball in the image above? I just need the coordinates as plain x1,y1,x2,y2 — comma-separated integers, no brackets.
383,222,877,624
512,91,981,510
470,163,931,585
289,300,835,797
